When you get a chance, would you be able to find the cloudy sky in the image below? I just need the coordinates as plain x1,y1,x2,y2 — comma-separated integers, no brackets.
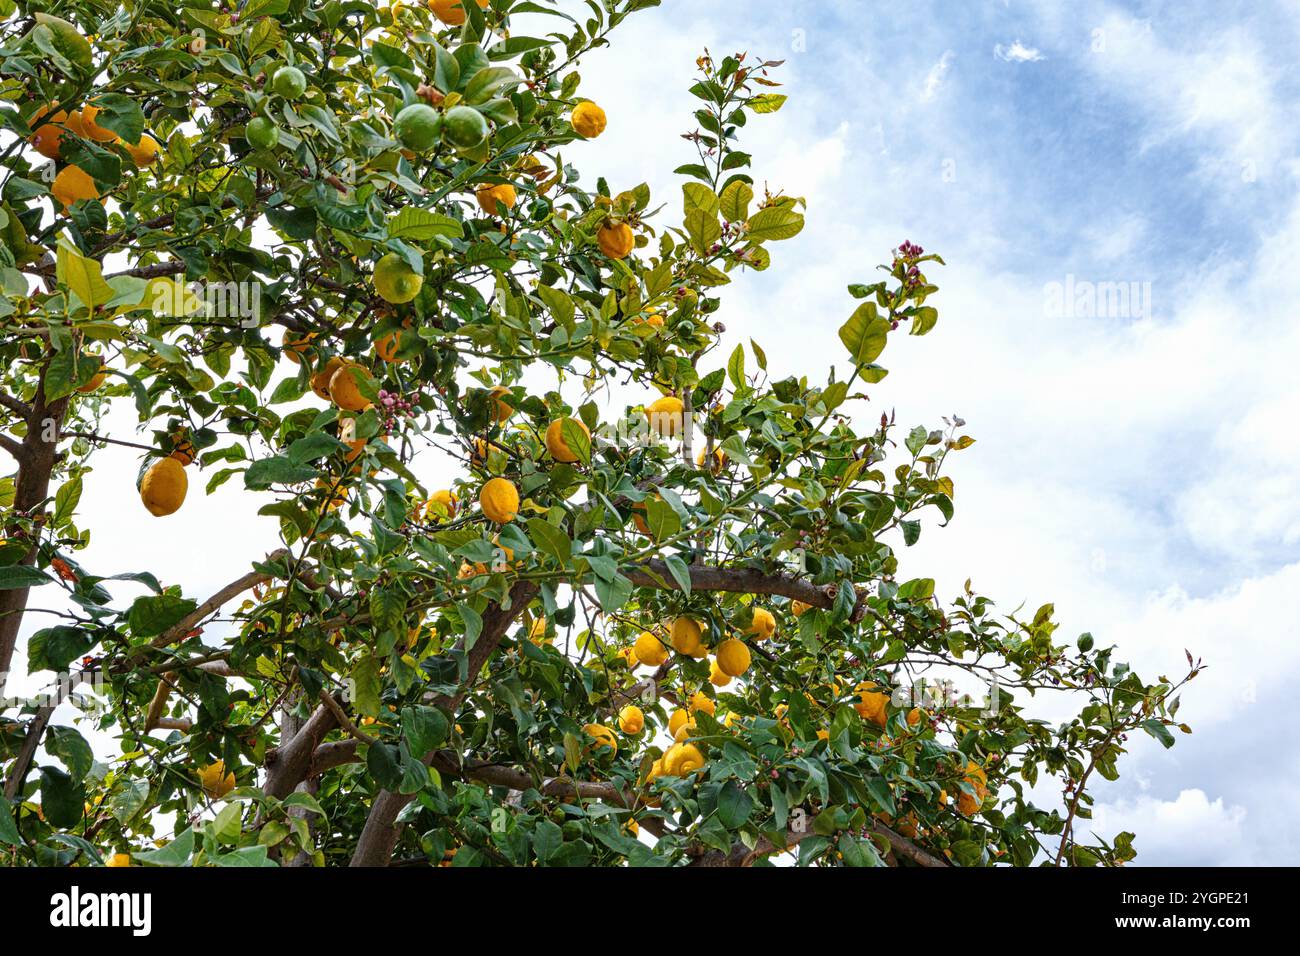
12,0,1300,865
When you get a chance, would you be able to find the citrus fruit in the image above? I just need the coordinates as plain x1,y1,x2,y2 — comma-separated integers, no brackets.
394,102,442,152
441,105,489,150
747,607,776,640
428,0,489,26
618,706,644,735
544,418,589,463
140,457,187,516
571,101,607,138
271,65,307,99
124,133,161,166
645,395,685,438
373,252,423,304
51,165,99,209
328,362,370,411
715,638,751,677
479,477,519,523
245,116,279,150
475,182,517,215
670,617,706,658
597,220,634,259
29,105,69,159
633,631,668,667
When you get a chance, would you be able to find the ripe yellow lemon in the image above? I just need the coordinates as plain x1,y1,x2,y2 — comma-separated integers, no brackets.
311,356,345,400
688,690,715,716
479,477,519,523
426,489,458,520
428,0,488,25
140,457,187,516
670,617,706,658
667,708,691,738
282,330,316,363
645,395,684,438
29,105,69,159
76,364,108,393
854,681,889,728
124,133,161,166
663,742,704,777
488,385,514,423
328,362,370,411
68,104,120,143
791,600,811,617
747,607,776,640
584,723,617,755
618,705,644,735
571,101,607,138
105,852,132,867
709,659,732,687
544,418,590,463
597,220,634,259
197,759,236,799
51,165,99,209
475,182,517,215
715,638,751,678
633,631,668,667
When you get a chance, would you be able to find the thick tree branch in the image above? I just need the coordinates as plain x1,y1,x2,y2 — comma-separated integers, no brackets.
625,560,847,610
350,581,538,867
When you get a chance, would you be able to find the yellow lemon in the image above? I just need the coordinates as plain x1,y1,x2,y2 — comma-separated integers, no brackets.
475,182,517,215
426,489,458,520
688,690,715,716
584,723,617,755
571,101,607,138
644,395,684,438
51,164,99,209
140,457,187,516
197,759,236,799
709,659,732,687
479,477,519,523
428,0,488,25
715,639,751,678
670,617,705,658
618,705,644,735
328,362,371,411
747,607,776,640
633,631,668,667
597,220,634,259
544,418,590,463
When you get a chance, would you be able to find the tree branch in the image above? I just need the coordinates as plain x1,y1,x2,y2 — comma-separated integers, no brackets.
625,560,846,610
350,581,538,867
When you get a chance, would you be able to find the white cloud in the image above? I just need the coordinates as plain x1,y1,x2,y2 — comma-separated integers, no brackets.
1092,790,1249,866
994,40,1045,63
922,50,955,101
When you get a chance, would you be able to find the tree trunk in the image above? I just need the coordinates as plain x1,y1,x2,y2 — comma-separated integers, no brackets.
0,366,68,698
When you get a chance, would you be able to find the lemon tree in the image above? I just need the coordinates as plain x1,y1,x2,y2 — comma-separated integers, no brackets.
0,1,1194,868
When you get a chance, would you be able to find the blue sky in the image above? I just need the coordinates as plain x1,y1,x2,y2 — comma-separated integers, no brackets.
11,0,1298,865
558,0,1300,863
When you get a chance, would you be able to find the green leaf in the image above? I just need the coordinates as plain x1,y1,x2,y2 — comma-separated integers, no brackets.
46,726,93,780
560,418,591,465
38,766,84,829
133,827,195,867
0,565,51,590
127,594,196,637
387,207,464,240
749,93,788,114
56,240,114,311
745,206,804,242
663,554,692,595
403,705,449,757
1141,719,1176,749
719,180,753,224
527,518,571,564
351,656,382,717
244,455,319,489
727,342,746,389
717,780,754,829
593,573,634,613
0,795,24,847
838,302,891,367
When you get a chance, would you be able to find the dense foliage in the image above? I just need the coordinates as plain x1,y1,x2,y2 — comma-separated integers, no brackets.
0,0,1194,867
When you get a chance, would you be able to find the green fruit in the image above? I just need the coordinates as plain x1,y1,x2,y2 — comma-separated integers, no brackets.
245,117,279,150
271,66,307,99
441,105,489,150
373,253,423,304
393,104,442,153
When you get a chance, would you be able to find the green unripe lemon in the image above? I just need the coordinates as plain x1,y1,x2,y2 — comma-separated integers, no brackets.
271,66,307,99
373,253,423,304
245,117,279,150
394,104,442,153
441,105,489,150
